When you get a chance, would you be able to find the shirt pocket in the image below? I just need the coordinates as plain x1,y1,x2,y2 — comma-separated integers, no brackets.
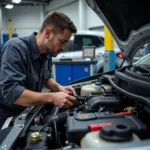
25,73,40,91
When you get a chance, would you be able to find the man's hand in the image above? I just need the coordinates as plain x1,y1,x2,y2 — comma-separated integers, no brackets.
58,85,76,96
51,92,76,108
46,78,76,96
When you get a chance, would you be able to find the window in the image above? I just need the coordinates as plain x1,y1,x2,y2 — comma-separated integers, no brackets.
73,35,104,51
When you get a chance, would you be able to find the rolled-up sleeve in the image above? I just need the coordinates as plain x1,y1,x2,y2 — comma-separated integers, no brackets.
0,44,26,105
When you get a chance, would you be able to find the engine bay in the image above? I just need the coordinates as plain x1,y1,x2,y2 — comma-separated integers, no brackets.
1,67,150,150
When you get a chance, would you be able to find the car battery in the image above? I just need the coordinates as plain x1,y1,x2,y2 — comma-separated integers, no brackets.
66,112,147,144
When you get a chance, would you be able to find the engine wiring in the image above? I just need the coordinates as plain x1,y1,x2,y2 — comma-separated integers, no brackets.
53,120,63,148
38,124,50,133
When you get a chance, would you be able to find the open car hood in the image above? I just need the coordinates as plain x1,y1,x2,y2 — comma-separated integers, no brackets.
86,0,150,61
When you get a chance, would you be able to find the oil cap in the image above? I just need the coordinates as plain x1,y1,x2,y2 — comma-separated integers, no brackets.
31,132,41,143
100,124,133,142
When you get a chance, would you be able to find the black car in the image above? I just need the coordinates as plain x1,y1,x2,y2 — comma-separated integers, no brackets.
1,0,150,149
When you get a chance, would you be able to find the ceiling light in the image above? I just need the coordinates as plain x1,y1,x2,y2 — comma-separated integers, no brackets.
5,4,14,9
12,0,21,4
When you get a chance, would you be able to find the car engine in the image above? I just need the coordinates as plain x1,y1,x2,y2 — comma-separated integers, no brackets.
1,69,150,150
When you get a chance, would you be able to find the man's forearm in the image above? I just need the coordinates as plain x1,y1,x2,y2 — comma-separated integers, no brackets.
14,89,53,107
46,78,62,92
14,88,77,108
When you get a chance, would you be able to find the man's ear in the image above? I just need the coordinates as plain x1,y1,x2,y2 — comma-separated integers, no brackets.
45,28,53,39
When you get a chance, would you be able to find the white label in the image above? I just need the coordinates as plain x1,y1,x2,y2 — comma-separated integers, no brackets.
1,116,13,130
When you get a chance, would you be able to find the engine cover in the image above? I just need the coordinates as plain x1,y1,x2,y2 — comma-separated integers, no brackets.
86,93,123,111
66,112,147,144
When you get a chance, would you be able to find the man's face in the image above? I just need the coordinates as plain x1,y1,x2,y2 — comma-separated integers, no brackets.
45,28,71,57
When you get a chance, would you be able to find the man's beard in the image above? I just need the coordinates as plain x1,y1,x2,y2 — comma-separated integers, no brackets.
49,52,57,57
46,47,57,57
51,53,57,57
46,47,63,57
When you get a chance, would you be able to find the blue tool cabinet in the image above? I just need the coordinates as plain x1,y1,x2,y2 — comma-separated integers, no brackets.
53,60,97,85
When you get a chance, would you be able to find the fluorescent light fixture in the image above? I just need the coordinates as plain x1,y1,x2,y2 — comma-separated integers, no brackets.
5,4,14,9
12,0,21,4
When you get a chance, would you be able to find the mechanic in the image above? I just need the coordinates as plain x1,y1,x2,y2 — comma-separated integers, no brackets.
0,11,77,128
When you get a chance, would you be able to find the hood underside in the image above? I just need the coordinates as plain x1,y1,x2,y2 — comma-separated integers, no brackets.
86,0,150,61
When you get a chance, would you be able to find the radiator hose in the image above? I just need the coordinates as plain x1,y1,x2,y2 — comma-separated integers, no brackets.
43,111,69,125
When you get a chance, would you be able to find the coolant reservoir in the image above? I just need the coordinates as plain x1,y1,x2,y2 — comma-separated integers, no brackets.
81,131,140,148
81,81,112,96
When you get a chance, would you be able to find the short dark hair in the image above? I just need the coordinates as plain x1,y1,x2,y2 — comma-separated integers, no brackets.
39,11,77,34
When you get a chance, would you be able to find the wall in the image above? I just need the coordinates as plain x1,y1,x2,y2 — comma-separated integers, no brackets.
1,0,105,40
2,5,45,38
86,4,104,30
45,0,77,12
45,0,104,31
45,0,79,30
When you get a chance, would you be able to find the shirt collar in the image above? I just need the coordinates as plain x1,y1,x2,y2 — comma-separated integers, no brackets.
29,32,52,60
29,32,41,60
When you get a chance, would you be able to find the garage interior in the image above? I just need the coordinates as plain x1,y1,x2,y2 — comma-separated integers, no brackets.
0,0,150,150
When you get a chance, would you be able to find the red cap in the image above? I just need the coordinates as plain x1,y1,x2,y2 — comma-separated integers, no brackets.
89,122,112,132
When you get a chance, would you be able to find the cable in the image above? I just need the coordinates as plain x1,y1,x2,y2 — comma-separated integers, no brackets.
76,105,84,112
53,121,63,148
101,85,106,91
38,124,50,133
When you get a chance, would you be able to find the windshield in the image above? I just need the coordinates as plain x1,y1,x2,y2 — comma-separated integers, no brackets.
134,53,150,67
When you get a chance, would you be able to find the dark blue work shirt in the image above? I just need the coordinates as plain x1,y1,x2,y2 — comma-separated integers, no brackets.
0,32,53,124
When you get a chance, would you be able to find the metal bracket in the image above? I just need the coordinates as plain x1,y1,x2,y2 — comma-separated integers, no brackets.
0,107,34,150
